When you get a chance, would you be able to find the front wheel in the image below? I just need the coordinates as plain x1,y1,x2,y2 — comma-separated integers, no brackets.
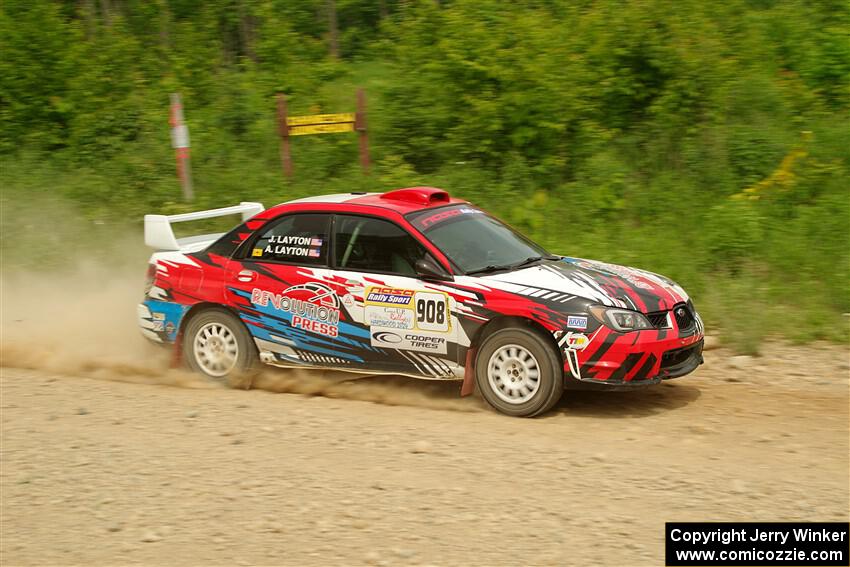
183,308,257,382
475,327,564,417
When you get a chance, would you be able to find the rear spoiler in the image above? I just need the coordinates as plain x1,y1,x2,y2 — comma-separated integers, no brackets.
144,202,264,251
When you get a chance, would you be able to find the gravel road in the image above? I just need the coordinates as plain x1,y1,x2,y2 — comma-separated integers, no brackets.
1,342,848,566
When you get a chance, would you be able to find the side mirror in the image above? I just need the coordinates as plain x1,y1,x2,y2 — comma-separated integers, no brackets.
415,257,453,281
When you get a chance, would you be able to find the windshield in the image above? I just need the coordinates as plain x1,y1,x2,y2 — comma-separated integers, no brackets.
407,205,553,274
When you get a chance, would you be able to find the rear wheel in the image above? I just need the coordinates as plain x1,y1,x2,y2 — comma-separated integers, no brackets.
475,327,563,417
183,308,257,382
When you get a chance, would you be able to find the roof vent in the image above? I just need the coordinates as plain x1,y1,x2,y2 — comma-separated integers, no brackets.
379,187,450,206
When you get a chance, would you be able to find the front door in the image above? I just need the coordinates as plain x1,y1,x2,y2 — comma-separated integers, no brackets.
223,211,461,379
329,214,461,378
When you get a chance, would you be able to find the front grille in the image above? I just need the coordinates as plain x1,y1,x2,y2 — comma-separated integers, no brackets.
645,311,669,328
661,345,696,369
659,340,704,378
673,303,694,330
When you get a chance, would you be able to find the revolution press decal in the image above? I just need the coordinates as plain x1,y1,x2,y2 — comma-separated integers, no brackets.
251,282,340,337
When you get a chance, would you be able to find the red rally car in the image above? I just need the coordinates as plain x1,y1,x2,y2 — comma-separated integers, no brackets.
139,187,704,417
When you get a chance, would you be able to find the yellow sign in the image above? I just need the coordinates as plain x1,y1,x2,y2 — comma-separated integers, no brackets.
287,113,355,127
288,122,355,136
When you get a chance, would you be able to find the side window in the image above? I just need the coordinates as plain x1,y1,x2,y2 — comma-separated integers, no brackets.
334,215,430,275
206,221,250,257
248,213,330,265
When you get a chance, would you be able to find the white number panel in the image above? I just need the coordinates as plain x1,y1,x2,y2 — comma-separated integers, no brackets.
414,291,450,333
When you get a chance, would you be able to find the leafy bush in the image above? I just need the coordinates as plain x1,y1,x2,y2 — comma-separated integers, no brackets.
1,0,848,352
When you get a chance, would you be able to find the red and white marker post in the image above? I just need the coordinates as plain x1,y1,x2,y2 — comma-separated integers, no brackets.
169,93,194,201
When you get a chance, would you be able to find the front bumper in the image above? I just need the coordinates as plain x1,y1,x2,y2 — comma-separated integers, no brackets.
561,315,704,387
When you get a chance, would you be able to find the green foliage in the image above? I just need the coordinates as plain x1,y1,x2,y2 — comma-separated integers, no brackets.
705,200,766,268
1,0,848,352
0,2,75,151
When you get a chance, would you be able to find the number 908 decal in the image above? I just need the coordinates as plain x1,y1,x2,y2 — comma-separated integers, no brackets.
414,291,450,333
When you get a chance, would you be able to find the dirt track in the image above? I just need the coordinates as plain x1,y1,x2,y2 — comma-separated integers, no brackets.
1,260,848,566
1,341,848,566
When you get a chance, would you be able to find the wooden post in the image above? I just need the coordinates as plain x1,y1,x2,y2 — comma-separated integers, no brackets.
327,0,339,59
277,93,293,178
355,88,369,175
169,93,194,201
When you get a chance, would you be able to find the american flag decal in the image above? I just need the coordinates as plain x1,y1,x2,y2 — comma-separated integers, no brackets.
310,238,323,247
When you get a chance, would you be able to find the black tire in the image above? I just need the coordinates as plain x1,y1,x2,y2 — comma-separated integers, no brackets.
475,327,564,417
183,308,257,383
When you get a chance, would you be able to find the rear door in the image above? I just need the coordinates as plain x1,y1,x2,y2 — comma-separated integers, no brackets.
222,212,368,367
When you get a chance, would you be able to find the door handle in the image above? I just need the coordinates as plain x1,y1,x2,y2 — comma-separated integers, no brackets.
236,270,257,283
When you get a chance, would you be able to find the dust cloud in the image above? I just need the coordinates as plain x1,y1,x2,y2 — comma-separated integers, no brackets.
0,254,477,412
0,261,209,388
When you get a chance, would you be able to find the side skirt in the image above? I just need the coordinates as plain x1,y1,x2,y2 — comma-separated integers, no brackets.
257,350,463,381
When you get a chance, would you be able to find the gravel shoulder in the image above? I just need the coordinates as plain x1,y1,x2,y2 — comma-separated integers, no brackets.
1,343,848,566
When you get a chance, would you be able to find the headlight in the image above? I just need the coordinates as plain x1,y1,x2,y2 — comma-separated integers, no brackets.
589,306,652,332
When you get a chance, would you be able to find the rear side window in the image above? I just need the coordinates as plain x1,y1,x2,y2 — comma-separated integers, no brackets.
333,215,430,275
205,222,250,257
248,214,330,265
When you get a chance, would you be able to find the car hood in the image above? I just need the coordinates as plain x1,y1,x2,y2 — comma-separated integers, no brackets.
473,257,690,314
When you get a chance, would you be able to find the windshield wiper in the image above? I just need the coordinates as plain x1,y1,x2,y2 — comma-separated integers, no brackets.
510,256,548,269
466,255,553,275
466,264,512,275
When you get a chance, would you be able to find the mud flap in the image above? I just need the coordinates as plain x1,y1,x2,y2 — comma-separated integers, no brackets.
170,331,184,369
460,348,476,397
